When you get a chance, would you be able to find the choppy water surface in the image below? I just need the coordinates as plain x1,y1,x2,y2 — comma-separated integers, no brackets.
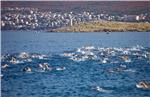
1,31,150,97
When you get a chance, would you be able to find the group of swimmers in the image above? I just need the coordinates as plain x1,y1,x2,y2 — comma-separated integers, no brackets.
22,63,49,72
22,63,66,72
2,62,66,73
1,62,149,91
1,47,150,92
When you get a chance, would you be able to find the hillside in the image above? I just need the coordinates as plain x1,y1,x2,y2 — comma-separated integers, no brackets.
2,1,150,14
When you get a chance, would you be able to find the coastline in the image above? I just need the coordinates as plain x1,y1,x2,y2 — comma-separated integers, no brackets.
49,21,150,32
1,21,150,33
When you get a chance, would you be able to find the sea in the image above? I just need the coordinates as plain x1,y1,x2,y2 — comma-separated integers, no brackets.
1,31,150,97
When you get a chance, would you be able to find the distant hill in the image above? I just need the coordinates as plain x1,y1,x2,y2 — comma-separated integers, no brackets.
2,1,150,14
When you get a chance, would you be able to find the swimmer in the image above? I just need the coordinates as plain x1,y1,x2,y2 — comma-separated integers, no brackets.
10,57,19,64
1,64,9,69
102,59,107,64
43,63,50,70
56,66,66,71
39,63,46,71
19,52,29,59
107,65,127,73
39,63,52,71
120,64,127,68
116,65,127,72
95,86,104,92
39,63,44,69
121,56,131,62
92,86,112,93
136,81,150,90
23,67,32,72
107,68,115,73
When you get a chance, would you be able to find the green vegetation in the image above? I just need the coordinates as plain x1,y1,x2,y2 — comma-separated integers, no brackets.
51,21,150,32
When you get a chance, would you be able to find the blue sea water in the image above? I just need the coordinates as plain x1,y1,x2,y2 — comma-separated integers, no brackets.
1,31,150,97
